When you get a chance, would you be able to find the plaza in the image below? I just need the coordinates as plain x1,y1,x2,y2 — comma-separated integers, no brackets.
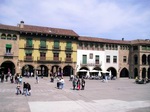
0,77,150,112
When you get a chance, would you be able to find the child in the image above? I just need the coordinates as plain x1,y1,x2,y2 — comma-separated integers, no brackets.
16,84,22,95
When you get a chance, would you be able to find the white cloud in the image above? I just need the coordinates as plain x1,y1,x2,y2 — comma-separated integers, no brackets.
0,0,150,40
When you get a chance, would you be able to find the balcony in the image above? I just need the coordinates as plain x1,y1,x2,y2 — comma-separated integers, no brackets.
80,62,102,67
4,52,14,58
52,46,60,51
24,56,33,62
24,44,34,49
65,47,73,51
37,57,62,63
39,45,48,50
65,58,72,63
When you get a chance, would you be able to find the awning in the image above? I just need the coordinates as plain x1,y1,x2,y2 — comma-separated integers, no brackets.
6,44,12,48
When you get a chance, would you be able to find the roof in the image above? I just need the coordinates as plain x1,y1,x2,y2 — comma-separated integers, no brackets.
20,25,79,37
79,36,131,45
0,24,20,31
0,23,79,37
131,39,150,45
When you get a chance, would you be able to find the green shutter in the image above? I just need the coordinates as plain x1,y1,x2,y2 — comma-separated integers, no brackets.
82,55,87,64
67,41,71,48
6,44,12,48
40,40,46,47
27,39,32,46
54,40,59,47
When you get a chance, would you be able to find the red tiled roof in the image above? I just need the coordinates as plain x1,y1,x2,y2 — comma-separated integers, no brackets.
0,24,79,37
0,24,20,31
20,25,79,37
79,36,131,44
131,39,150,45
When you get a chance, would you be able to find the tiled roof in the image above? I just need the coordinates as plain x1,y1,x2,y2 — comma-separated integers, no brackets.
0,23,79,37
131,39,150,45
20,25,79,37
0,24,20,31
79,36,131,44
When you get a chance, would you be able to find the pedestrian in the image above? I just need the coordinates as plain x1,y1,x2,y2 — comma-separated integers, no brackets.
81,78,85,90
26,82,31,96
16,84,22,95
77,78,81,90
36,74,39,84
72,77,77,90
60,77,65,89
22,82,27,95
1,72,4,83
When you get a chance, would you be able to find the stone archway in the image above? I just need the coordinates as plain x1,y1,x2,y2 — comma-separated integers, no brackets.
148,68,150,79
107,67,117,77
36,65,49,77
22,64,34,77
120,68,129,78
63,65,73,76
1,61,15,75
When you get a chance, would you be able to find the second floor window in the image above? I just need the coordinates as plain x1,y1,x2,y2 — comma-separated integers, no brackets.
40,40,46,48
54,53,59,58
26,38,33,47
6,44,12,53
113,56,117,63
54,40,59,49
40,52,46,57
95,55,99,64
123,56,127,63
106,55,110,63
89,53,93,59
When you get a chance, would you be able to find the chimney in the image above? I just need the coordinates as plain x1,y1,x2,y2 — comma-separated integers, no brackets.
19,21,24,28
122,38,124,41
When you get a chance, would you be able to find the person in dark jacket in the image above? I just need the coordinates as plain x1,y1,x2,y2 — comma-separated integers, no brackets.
81,78,85,90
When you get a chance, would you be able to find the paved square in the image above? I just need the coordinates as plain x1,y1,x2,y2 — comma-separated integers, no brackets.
0,77,150,112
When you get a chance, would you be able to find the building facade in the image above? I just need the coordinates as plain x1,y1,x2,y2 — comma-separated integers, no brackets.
0,21,150,79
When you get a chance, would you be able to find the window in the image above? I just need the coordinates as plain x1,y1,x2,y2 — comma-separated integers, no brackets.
40,39,46,48
66,53,71,58
82,55,87,64
1,34,6,39
66,41,72,50
6,44,12,54
123,56,127,63
12,35,17,40
26,38,33,47
106,55,110,63
54,53,59,58
7,34,11,40
113,56,117,63
95,55,99,64
54,40,59,49
89,53,93,59
40,52,46,57
133,46,138,50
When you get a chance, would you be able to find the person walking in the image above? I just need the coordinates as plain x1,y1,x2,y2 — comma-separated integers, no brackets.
77,78,81,90
72,77,77,90
81,78,85,90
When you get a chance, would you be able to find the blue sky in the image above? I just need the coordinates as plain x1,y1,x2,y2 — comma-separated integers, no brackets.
0,0,150,40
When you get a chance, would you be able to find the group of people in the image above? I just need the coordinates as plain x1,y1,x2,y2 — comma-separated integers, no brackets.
135,76,150,84
1,72,11,82
72,77,85,90
16,82,31,96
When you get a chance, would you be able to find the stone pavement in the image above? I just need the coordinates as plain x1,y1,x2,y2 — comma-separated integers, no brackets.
0,77,150,112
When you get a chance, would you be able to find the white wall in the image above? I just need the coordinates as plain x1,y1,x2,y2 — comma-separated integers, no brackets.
77,49,119,73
